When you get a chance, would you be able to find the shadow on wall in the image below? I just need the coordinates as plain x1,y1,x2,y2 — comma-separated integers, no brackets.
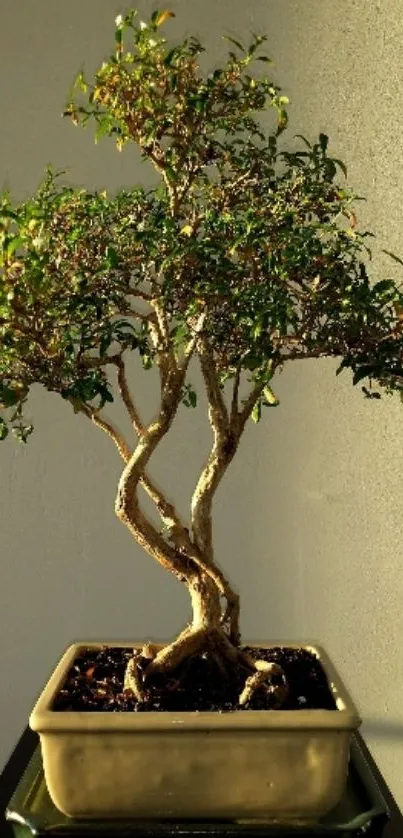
363,720,403,740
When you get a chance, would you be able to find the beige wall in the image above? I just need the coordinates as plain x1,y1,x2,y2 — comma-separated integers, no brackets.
1,0,403,806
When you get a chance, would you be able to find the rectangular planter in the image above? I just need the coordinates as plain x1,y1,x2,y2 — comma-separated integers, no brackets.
29,641,361,823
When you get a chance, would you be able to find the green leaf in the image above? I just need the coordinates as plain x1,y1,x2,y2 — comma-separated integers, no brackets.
164,47,179,66
251,401,261,423
293,134,312,149
335,358,349,376
105,245,120,268
153,9,175,27
0,418,9,440
142,354,153,370
6,236,23,258
247,35,266,56
181,383,197,408
352,366,376,386
333,158,347,178
263,385,279,406
171,323,189,345
99,333,112,357
0,208,18,221
275,109,288,135
324,160,336,181
362,386,381,400
245,354,261,371
268,135,277,156
0,384,21,408
74,70,88,93
66,396,85,413
372,279,396,294
94,119,112,143
319,133,328,153
98,385,114,407
223,36,245,52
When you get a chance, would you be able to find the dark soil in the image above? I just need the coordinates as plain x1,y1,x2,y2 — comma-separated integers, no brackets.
52,645,337,712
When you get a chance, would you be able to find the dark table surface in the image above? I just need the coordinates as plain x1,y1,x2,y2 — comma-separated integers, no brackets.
0,727,402,837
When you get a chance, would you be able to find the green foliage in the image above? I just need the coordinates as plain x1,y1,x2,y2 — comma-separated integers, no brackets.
2,8,403,441
181,383,197,408
0,170,156,437
250,383,280,423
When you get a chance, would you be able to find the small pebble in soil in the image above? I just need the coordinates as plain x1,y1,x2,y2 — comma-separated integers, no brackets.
52,645,337,713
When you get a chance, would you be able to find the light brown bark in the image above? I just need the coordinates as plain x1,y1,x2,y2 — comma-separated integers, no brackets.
115,364,194,584
82,344,287,702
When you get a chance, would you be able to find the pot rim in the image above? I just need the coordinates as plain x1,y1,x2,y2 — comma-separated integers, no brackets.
29,640,362,733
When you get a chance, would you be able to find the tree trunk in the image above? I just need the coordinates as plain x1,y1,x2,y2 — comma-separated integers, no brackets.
113,349,288,704
189,571,222,633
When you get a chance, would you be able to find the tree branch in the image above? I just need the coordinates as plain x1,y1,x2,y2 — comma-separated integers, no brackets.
76,350,241,638
190,431,241,643
190,343,232,561
79,405,132,462
78,339,203,564
179,312,207,369
199,344,229,437
190,348,241,642
189,356,276,641
113,355,144,437
115,366,196,583
146,296,178,390
128,288,152,302
191,432,238,560
79,399,195,553
117,307,153,324
235,359,277,435
78,318,241,631
78,389,193,549
230,363,242,424
236,379,266,432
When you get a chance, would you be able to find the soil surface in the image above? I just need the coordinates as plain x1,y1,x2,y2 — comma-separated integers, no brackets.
53,645,337,712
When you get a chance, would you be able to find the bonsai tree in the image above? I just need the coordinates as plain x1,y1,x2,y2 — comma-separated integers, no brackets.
2,8,403,706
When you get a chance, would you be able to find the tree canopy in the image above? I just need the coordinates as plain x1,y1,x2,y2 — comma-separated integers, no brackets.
1,8,403,443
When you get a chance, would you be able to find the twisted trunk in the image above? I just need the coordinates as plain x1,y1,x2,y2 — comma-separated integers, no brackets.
114,361,237,682
190,573,222,632
112,350,287,705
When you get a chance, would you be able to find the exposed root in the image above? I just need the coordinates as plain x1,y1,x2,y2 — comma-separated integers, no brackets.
220,590,241,645
210,650,229,678
140,642,160,660
143,624,207,681
124,655,147,702
239,659,289,708
123,631,289,711
206,630,239,679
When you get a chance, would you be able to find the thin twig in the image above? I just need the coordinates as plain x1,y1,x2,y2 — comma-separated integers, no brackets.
116,307,153,324
128,288,152,302
236,378,266,434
